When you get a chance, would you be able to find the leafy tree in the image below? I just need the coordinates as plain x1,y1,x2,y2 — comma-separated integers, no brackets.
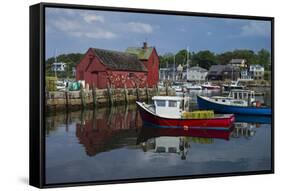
191,50,217,69
45,53,84,78
257,49,270,70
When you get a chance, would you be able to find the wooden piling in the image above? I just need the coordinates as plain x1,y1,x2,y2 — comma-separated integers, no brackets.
124,84,128,105
107,83,113,106
165,84,169,96
145,85,149,102
65,90,69,110
156,85,159,96
136,85,140,101
92,85,97,107
80,87,86,108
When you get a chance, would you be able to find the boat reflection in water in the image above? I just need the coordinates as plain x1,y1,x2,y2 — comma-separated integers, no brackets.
137,125,234,160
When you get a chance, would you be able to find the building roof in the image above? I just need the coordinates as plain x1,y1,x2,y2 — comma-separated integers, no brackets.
125,47,154,60
92,48,147,72
208,64,239,75
189,66,207,72
208,65,226,75
230,59,246,64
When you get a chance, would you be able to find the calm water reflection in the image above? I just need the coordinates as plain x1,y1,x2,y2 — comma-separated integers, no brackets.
45,90,272,184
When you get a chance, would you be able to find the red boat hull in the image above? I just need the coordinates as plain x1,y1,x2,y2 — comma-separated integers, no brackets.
137,126,233,143
201,86,220,90
137,102,235,129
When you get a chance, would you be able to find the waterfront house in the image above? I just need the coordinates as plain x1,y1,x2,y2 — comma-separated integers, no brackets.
159,67,174,81
207,64,240,81
185,66,208,82
229,58,252,80
249,64,264,80
229,59,247,68
76,42,159,89
52,62,66,72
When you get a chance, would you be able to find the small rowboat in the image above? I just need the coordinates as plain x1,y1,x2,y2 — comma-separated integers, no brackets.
136,96,235,129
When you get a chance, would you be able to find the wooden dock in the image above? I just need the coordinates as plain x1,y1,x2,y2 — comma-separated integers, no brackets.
46,87,175,112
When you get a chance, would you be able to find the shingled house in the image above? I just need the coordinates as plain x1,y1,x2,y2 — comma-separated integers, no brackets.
207,64,240,81
76,43,159,89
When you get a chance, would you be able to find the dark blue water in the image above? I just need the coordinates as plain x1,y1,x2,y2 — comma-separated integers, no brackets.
45,90,272,184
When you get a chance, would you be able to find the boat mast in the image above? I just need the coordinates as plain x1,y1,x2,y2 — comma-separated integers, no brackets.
186,47,189,82
173,55,176,81
54,48,57,78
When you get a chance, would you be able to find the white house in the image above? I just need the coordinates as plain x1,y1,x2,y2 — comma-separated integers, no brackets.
249,65,264,80
185,66,208,82
52,62,67,72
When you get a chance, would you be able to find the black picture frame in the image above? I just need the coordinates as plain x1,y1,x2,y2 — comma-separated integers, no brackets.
30,2,274,188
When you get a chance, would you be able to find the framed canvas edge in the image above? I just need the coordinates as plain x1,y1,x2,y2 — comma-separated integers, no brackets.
29,2,275,189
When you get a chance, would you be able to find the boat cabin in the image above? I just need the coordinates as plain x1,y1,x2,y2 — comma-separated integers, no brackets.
152,96,183,118
228,89,255,103
209,90,256,107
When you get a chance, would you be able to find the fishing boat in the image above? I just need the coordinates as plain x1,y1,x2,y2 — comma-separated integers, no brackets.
201,82,220,90
222,80,244,92
197,89,271,115
136,96,235,129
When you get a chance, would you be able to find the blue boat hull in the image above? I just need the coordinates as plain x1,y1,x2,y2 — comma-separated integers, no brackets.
197,96,271,116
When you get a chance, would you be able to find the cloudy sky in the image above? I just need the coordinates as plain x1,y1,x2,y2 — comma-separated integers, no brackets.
45,8,271,58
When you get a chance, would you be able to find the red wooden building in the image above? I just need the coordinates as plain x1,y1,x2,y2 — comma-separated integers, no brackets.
76,42,159,89
126,42,159,87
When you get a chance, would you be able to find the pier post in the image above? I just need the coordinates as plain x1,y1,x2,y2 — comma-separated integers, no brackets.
156,84,159,96
107,83,113,107
65,90,69,110
145,84,149,102
80,86,86,108
136,85,140,101
92,85,97,107
124,84,128,105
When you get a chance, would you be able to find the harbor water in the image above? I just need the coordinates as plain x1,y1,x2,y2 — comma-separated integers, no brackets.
45,89,272,184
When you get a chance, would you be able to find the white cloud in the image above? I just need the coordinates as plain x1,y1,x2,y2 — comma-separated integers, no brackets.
82,13,104,23
240,21,271,37
50,17,116,39
127,22,153,34
51,18,80,32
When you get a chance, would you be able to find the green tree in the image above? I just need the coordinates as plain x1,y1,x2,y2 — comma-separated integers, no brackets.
257,49,270,70
191,50,217,69
45,53,84,78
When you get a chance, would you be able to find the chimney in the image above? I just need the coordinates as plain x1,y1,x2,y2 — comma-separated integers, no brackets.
143,42,148,49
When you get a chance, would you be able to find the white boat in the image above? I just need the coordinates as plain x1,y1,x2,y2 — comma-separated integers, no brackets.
56,81,67,91
185,83,202,90
223,80,244,92
136,96,235,128
201,82,220,90
172,85,184,92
